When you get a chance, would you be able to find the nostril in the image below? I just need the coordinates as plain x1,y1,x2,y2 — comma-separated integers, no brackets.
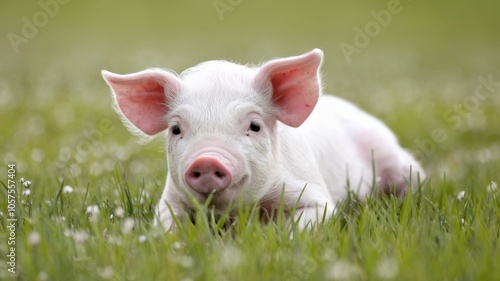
184,156,233,193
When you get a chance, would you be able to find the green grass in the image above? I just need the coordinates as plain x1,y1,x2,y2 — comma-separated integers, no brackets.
1,0,500,280
1,173,499,280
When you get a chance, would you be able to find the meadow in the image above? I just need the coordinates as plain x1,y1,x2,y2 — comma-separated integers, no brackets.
1,1,499,280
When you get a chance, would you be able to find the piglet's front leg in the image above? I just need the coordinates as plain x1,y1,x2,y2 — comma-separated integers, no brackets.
291,187,336,229
154,177,189,231
260,183,336,229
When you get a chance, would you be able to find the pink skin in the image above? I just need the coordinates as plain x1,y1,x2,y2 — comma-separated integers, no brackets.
182,146,245,195
184,153,232,194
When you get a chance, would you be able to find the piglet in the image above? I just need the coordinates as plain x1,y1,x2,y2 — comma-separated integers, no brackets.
102,49,425,230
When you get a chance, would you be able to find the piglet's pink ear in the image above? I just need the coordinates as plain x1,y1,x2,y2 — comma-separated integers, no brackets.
254,49,324,127
102,69,183,135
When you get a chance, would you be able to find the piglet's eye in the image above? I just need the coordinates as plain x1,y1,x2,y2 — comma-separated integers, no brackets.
249,121,261,132
171,125,181,135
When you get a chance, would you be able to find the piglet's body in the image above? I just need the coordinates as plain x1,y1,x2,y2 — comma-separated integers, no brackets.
102,49,425,230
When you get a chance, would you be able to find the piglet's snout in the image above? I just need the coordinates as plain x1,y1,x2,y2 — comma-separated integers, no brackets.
185,154,233,194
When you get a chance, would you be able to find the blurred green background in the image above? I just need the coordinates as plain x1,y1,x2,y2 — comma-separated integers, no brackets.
2,2,500,279
1,0,499,183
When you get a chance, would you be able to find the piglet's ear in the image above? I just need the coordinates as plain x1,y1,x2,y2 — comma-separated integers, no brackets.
102,69,183,135
254,49,324,127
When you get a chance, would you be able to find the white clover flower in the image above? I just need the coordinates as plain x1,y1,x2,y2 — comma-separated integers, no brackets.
487,181,498,192
72,230,89,244
86,205,100,215
38,272,49,281
116,146,130,161
220,246,242,269
375,257,399,279
62,185,74,194
22,189,31,196
121,218,135,234
327,260,362,280
23,181,32,188
326,260,363,280
97,266,113,280
456,191,466,200
86,205,100,222
114,207,125,218
138,235,147,243
173,241,184,250
27,231,41,246
179,256,194,268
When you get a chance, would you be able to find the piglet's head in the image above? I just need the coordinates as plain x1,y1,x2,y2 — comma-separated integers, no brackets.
102,49,323,207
